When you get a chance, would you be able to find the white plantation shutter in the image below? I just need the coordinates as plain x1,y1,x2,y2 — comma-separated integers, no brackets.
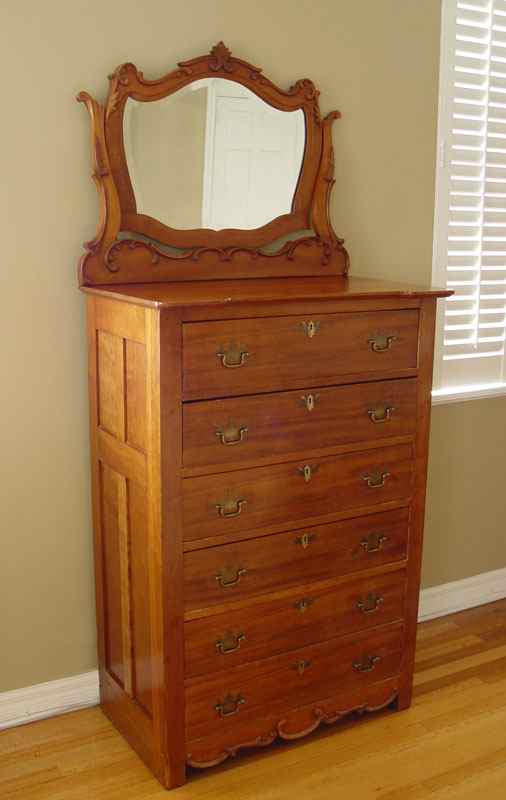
433,0,506,398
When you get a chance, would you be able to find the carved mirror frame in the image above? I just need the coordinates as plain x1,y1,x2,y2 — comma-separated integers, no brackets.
78,42,349,286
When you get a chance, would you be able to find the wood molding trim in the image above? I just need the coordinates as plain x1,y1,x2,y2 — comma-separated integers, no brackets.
0,671,99,731
418,567,506,622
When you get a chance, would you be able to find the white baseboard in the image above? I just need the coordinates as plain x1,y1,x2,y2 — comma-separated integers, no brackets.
418,566,506,622
1,568,505,732
0,670,99,731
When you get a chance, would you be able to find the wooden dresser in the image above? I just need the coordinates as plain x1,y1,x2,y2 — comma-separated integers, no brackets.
77,43,450,789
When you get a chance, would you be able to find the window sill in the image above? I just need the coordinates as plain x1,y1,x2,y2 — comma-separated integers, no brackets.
432,384,506,406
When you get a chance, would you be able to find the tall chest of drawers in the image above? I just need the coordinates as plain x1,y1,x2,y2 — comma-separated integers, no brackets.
83,276,449,788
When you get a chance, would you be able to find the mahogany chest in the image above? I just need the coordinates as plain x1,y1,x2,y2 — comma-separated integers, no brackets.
83,277,448,787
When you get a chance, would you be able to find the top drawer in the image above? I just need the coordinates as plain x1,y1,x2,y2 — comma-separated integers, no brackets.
182,309,419,400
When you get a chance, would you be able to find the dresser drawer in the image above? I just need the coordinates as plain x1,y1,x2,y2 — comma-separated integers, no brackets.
182,310,419,400
185,622,404,739
183,443,413,543
184,508,408,610
183,378,418,471
186,676,399,767
185,567,406,678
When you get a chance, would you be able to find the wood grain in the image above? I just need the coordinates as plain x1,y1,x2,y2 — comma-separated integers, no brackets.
2,601,506,800
183,507,409,611
182,443,414,542
183,378,418,471
185,622,404,740
184,567,407,678
182,309,420,400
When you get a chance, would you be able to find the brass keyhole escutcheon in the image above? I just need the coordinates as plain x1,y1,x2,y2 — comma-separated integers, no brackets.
300,320,321,338
300,393,320,412
294,598,314,614
292,659,311,676
298,464,319,483
295,532,316,549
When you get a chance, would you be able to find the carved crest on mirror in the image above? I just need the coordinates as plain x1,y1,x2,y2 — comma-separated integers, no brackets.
77,42,349,285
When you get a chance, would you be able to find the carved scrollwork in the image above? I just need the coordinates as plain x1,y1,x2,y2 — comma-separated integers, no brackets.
209,41,235,72
101,235,342,275
106,64,132,119
77,42,349,285
186,691,398,769
105,239,160,272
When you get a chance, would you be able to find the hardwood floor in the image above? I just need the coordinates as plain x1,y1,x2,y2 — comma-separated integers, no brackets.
2,599,506,799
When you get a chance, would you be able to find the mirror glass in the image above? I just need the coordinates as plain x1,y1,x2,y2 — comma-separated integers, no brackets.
123,79,306,231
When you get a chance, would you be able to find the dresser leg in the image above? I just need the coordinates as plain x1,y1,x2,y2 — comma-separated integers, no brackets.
395,684,413,711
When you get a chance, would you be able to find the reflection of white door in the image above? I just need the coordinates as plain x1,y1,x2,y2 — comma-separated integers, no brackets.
202,81,305,230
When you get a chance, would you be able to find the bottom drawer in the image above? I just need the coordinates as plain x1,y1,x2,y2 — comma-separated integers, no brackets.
187,675,400,768
185,622,403,740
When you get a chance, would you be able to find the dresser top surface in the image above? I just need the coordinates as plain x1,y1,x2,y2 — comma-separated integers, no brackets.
82,276,450,309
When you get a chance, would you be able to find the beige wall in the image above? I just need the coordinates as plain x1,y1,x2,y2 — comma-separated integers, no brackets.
126,87,207,227
1,0,505,692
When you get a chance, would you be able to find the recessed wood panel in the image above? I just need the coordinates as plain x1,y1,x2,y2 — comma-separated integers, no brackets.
125,339,147,452
100,462,127,688
129,479,153,716
97,330,125,440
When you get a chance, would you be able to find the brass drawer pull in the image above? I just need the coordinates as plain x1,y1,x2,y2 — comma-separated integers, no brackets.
367,334,397,353
215,567,247,588
360,532,388,553
301,320,320,338
356,593,384,614
353,655,380,673
215,498,247,518
216,347,249,368
300,393,320,412
294,598,314,614
362,471,390,489
216,425,248,446
216,631,246,654
292,659,311,675
368,405,395,424
295,532,317,549
298,464,319,483
215,694,245,717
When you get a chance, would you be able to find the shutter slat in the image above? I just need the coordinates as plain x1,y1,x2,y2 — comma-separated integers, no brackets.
434,1,506,389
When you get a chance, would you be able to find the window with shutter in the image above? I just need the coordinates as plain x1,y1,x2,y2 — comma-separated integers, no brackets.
433,0,506,401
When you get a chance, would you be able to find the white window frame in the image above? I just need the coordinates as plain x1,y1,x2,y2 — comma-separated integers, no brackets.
432,0,506,404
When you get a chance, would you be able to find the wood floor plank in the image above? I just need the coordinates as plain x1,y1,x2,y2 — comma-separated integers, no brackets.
1,599,506,799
